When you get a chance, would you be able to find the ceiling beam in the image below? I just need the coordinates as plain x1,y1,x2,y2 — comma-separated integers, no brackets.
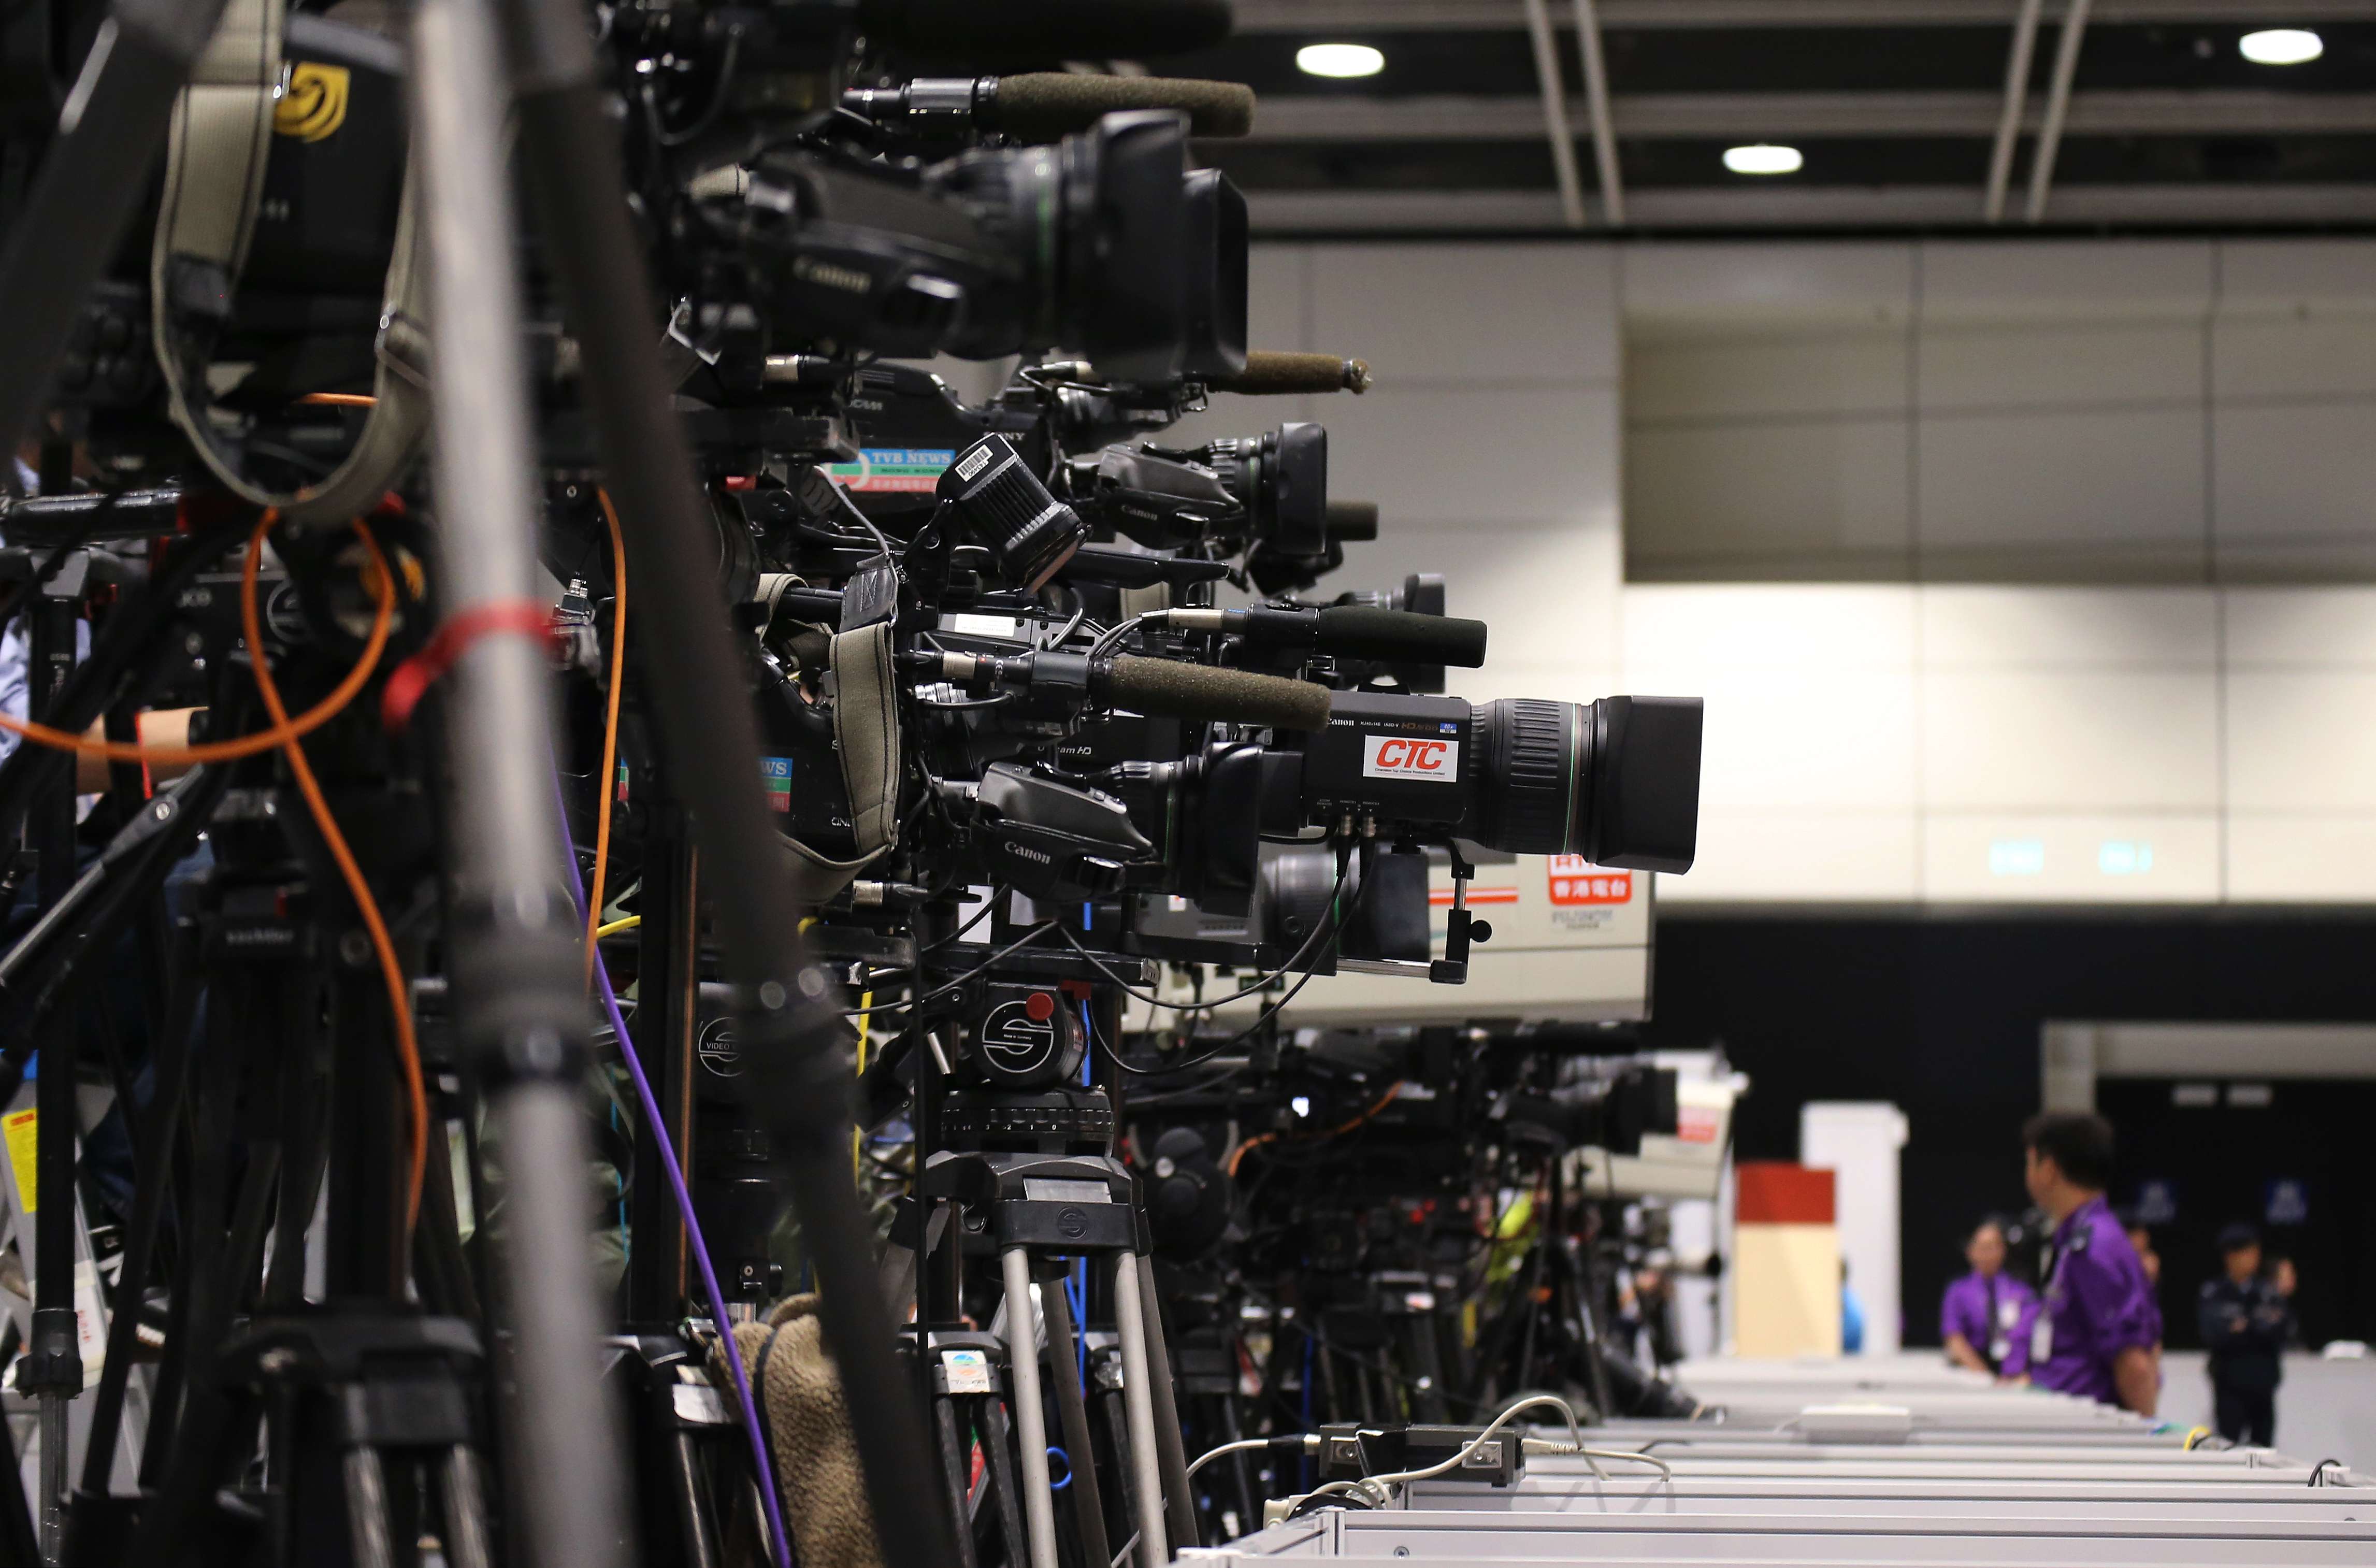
1231,0,2376,30
1234,89,2376,139
1520,0,1590,225
1243,182,2376,231
1572,0,1628,225
2025,0,2094,220
1984,0,2045,222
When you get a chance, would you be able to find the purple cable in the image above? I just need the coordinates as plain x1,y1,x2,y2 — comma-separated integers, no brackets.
556,790,794,1568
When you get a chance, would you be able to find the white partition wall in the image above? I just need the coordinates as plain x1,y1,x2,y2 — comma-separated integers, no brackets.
1199,236,2376,910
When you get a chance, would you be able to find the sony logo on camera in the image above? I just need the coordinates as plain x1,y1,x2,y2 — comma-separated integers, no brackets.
1362,734,1460,782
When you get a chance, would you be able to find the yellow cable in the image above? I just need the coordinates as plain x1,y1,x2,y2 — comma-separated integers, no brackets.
594,915,642,940
583,491,628,989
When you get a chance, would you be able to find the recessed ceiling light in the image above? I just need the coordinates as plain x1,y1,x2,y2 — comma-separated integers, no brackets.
1723,143,1803,176
2239,27,2322,65
1297,42,1385,78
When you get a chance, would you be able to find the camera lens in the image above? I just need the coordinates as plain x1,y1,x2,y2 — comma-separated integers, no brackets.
1179,167,1248,380
1206,422,1328,556
1471,695,1704,870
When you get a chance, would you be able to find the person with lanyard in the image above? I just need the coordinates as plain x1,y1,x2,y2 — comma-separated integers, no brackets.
2010,1112,2159,1414
2198,1223,2295,1447
1940,1216,2036,1379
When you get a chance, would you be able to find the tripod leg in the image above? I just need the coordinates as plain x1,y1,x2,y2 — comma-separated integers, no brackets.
342,1448,396,1568
1109,1255,1169,1568
975,1394,1028,1568
1039,1276,1111,1568
932,1393,982,1568
1132,1254,1199,1552
998,1248,1059,1568
437,1446,496,1568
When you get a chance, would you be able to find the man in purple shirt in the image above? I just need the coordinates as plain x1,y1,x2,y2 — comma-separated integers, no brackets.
2013,1113,2159,1414
1940,1217,2036,1378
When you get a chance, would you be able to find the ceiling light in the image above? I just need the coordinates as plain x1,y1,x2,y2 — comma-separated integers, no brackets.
1297,42,1385,78
1722,143,1803,176
2239,27,2322,65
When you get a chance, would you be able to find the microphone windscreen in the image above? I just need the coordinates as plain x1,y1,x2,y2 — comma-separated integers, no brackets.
993,75,1256,141
1312,606,1488,668
1324,500,1378,541
1103,655,1333,730
1205,351,1372,396
860,0,1233,61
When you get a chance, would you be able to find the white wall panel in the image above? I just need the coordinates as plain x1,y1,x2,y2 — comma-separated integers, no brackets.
1916,407,2206,552
1655,809,1920,904
2211,315,2376,401
1309,243,1618,384
2215,239,2376,313
1917,240,2214,322
1624,584,1916,672
1323,384,1618,524
1919,587,2217,668
1917,321,2201,411
1921,814,2221,902
2211,402,2376,545
2226,671,2376,812
1629,331,1906,422
1620,243,1913,329
2228,816,2376,902
1628,418,1911,573
1921,671,2219,811
2225,587,2376,665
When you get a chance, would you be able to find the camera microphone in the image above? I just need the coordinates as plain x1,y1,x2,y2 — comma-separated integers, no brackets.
1166,605,1490,669
855,0,1234,61
1101,656,1334,730
845,76,1256,141
1204,352,1372,396
934,649,1334,730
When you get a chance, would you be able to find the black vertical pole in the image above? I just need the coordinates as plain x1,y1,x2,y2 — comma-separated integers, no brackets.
24,578,82,1564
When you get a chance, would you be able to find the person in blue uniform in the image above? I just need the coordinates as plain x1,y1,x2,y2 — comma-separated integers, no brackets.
2012,1113,2159,1414
2198,1224,2294,1447
1940,1217,2036,1378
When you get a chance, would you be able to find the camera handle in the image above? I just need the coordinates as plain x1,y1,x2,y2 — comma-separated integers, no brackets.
1431,839,1485,985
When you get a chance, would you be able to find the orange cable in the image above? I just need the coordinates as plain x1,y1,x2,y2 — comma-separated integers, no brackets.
584,491,628,989
296,392,379,408
0,543,396,766
1226,1083,1401,1179
239,513,429,1238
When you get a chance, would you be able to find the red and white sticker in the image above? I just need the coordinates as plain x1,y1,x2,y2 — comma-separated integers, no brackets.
1546,853,1631,907
1362,735,1460,782
1676,1105,1722,1144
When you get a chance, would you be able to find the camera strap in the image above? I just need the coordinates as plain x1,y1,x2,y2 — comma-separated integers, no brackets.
150,0,430,523
774,620,901,902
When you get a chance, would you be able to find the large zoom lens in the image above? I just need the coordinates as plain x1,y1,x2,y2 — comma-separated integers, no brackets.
1471,696,1703,869
742,109,1246,380
1303,691,1704,872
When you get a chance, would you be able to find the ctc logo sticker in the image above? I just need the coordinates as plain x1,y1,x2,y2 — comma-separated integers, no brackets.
1362,735,1460,781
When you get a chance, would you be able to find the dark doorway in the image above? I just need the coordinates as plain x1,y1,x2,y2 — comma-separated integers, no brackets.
2097,1077,2376,1351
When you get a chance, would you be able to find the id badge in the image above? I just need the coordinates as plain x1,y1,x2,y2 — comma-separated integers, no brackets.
1998,1298,2024,1331
2029,1313,2054,1365
1988,1335,2010,1364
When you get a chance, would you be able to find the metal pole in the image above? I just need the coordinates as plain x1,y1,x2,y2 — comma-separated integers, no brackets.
26,581,81,1567
1520,0,1588,228
492,0,957,1556
404,3,631,1567
1570,0,1626,226
1001,1248,1061,1568
2025,0,2093,224
1984,0,2044,222
1135,1251,1201,1552
1112,1254,1171,1568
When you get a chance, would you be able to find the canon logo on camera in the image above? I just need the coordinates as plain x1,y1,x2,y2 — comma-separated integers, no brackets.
1362,734,1460,782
